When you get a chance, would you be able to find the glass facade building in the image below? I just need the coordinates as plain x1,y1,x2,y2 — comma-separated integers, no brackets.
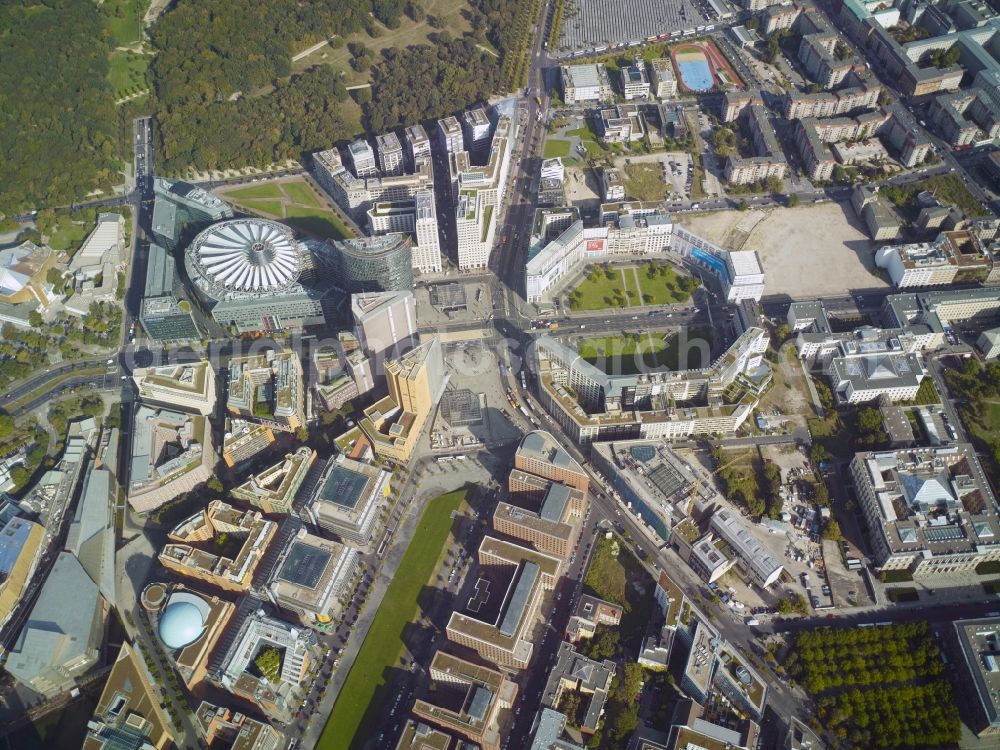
331,234,413,293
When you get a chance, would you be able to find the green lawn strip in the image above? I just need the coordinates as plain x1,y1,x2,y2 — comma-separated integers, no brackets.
234,199,286,217
103,0,143,46
543,139,572,158
318,489,469,750
224,183,285,200
108,50,148,98
283,206,352,240
10,367,105,411
282,180,324,208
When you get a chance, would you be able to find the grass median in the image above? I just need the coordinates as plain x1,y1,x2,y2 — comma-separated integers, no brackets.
317,487,470,750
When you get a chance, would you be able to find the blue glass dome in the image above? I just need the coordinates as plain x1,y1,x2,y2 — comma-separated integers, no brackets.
158,600,206,649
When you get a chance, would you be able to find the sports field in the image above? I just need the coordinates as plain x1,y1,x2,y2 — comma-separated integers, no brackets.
317,489,469,750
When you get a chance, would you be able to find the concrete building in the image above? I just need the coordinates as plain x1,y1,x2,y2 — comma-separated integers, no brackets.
127,405,214,513
561,64,614,104
351,289,419,368
452,113,516,270
876,230,994,287
541,641,615,736
438,116,465,154
264,524,360,629
620,57,651,100
360,337,446,463
709,508,783,587
377,132,406,176
565,594,623,644
159,500,277,593
724,103,788,185
853,185,901,241
330,233,414,293
928,88,1000,146
184,218,330,334
133,361,217,416
144,582,235,691
348,138,379,177
0,240,56,311
782,76,881,119
64,213,125,316
0,517,44,628
6,552,105,698
231,447,316,515
397,721,464,750
533,328,768,447
222,421,277,471
227,349,305,433
650,58,678,98
412,651,517,750
463,107,492,152
67,466,117,606
446,536,561,669
151,177,233,252
140,242,200,342
313,148,434,220
601,168,626,201
83,642,173,750
514,430,589,494
884,287,1000,334
493,479,585,559
405,123,432,168
955,617,1000,737
195,703,283,750
305,455,391,545
211,597,320,724
763,3,802,34
600,105,645,143
850,444,1000,575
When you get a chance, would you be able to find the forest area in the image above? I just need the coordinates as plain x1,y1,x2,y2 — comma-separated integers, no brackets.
1,0,536,215
0,1,120,217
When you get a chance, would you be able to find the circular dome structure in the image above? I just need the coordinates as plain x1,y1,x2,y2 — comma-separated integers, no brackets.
185,218,303,298
158,600,207,650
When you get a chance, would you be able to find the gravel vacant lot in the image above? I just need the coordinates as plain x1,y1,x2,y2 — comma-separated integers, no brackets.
680,202,889,299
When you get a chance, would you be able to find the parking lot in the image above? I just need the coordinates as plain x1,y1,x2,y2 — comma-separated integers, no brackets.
555,0,708,54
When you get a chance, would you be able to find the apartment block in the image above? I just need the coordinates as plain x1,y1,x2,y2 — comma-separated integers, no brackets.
446,537,561,669
650,58,677,98
195,703,283,750
227,350,304,433
513,430,589,494
724,104,787,185
620,56,651,100
313,148,434,219
159,501,276,592
132,361,217,416
541,642,615,736
360,337,445,463
560,64,613,104
565,594,623,644
463,107,492,152
850,444,1000,575
451,113,515,270
348,138,379,177
305,456,391,545
405,123,432,168
377,132,405,176
231,447,316,515
412,651,517,750
438,116,464,154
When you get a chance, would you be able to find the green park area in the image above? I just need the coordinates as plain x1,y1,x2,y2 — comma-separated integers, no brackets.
220,179,352,240
566,262,699,311
318,489,469,750
543,139,572,158
564,122,603,159
881,173,987,218
108,51,149,99
579,330,710,373
623,163,668,202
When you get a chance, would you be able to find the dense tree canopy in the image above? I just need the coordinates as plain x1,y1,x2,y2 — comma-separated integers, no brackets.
365,39,499,133
0,1,120,216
